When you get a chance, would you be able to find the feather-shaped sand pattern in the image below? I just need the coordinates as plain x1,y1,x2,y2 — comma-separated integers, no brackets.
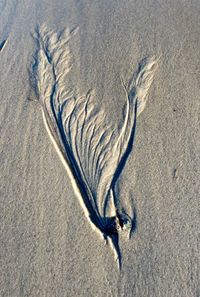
31,25,158,269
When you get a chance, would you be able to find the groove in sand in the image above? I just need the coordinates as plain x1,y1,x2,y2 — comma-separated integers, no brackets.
31,24,158,268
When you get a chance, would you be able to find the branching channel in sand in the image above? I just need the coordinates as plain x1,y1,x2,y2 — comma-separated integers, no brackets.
30,25,158,269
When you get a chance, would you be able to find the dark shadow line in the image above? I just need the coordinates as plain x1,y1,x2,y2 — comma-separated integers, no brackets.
0,39,7,52
102,94,138,217
129,207,137,238
32,30,107,236
111,98,138,199
110,233,122,270
44,101,106,235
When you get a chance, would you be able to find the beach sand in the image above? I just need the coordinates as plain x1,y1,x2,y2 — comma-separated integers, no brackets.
0,1,200,296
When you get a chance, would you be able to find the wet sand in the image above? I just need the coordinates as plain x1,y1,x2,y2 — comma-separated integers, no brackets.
0,1,199,296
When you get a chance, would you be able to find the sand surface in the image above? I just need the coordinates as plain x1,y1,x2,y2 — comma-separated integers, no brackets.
0,1,200,296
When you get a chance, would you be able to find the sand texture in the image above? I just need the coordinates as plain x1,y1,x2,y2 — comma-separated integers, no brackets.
0,0,200,296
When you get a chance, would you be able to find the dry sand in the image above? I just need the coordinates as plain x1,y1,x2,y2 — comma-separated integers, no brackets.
0,0,200,296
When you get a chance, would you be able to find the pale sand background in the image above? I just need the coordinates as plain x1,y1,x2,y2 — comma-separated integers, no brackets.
0,1,200,296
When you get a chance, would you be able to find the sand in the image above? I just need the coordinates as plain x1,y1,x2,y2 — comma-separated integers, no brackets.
0,0,200,296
